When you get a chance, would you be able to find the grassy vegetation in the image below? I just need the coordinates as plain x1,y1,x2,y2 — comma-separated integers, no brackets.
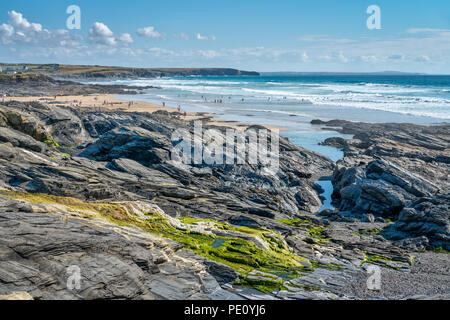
0,64,136,78
0,190,132,223
234,277,287,294
433,248,450,254
44,137,61,149
0,73,40,81
0,191,316,293
52,65,139,76
277,218,330,244
353,228,384,237
151,214,310,277
52,152,70,158
360,251,413,271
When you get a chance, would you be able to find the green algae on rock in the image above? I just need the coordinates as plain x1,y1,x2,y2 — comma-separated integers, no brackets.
0,191,311,293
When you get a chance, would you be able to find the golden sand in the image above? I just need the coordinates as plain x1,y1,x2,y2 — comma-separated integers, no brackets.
3,94,283,131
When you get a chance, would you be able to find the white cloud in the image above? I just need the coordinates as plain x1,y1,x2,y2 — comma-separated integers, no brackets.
360,55,378,63
147,47,178,57
300,52,308,62
8,10,42,33
196,33,216,41
1,13,449,73
89,22,132,46
298,34,355,44
415,55,431,62
137,26,164,39
0,11,78,46
338,52,348,63
388,54,404,60
118,33,134,44
199,50,222,59
90,22,114,38
59,40,82,47
0,23,14,43
406,28,450,35
89,22,116,45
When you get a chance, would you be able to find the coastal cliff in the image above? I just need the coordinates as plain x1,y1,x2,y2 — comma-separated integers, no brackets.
52,66,260,79
0,64,260,81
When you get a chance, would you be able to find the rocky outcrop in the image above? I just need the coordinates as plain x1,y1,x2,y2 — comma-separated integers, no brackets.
0,292,34,300
0,196,240,300
0,74,160,97
389,195,450,250
0,101,340,299
0,101,333,220
0,101,448,300
315,120,449,249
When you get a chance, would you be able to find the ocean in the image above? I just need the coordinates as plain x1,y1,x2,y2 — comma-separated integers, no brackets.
99,74,450,157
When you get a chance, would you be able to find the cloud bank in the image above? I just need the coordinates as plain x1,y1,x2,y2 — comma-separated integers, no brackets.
1,11,450,73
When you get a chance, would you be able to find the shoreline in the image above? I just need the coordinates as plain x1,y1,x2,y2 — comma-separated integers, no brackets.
2,94,286,132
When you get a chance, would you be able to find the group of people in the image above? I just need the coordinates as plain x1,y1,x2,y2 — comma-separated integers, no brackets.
69,100,83,107
200,95,233,104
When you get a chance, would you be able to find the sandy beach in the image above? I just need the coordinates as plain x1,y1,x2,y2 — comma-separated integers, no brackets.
3,94,283,131
3,94,176,113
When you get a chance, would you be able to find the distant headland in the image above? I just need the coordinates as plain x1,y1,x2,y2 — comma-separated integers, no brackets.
0,63,260,80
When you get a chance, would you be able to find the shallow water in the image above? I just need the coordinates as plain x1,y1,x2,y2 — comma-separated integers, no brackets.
316,180,335,212
212,238,227,249
283,131,352,162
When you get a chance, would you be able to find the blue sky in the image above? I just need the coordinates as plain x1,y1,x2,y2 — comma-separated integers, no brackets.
0,0,449,72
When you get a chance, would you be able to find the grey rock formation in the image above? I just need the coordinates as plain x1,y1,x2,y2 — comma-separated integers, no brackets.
0,196,241,300
316,120,449,249
0,101,448,300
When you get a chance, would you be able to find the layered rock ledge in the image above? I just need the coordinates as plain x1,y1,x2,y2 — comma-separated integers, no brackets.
315,120,449,250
